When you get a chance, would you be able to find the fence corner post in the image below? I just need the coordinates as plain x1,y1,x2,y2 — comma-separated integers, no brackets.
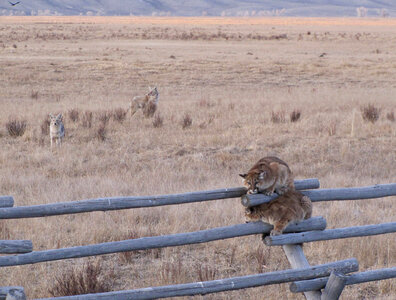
321,271,346,300
282,244,322,300
5,288,26,300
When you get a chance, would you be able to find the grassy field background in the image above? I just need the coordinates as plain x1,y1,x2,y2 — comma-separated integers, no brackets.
0,17,395,299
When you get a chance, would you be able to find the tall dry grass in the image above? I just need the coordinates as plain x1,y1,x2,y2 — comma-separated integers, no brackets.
0,18,395,299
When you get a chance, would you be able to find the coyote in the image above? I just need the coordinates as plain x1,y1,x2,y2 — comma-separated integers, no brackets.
49,113,65,148
129,86,159,118
239,156,294,195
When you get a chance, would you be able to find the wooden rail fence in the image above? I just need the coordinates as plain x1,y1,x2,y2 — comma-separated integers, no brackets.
1,178,395,300
39,259,359,300
0,179,319,219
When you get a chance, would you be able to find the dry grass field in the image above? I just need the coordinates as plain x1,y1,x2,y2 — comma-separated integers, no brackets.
0,17,395,299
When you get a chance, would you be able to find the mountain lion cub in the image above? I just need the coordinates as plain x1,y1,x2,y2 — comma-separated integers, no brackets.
239,156,294,195
245,190,312,235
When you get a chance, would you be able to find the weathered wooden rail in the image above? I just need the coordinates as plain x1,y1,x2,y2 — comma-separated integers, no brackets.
0,179,319,219
37,259,359,300
0,196,14,208
264,222,396,245
0,217,326,267
290,267,396,293
0,240,33,254
2,179,396,300
241,183,396,207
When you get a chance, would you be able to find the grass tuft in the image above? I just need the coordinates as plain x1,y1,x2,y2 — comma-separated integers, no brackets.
48,260,112,296
112,108,127,123
41,118,50,135
96,123,106,141
6,119,27,137
68,109,80,123
152,113,163,128
97,111,111,126
30,90,39,100
386,111,394,122
361,104,380,123
182,113,192,129
290,109,301,122
81,111,93,128
271,111,286,123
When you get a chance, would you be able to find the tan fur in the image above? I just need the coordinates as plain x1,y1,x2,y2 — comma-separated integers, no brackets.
239,156,294,195
129,86,159,118
245,190,312,236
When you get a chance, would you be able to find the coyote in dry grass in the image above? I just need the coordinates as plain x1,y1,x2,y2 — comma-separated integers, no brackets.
49,113,65,148
129,86,159,118
245,190,312,236
239,156,294,195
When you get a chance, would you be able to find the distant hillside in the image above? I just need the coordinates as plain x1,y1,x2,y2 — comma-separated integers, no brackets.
1,0,395,17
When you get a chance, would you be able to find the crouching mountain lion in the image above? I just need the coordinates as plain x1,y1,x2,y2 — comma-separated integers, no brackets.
245,190,312,236
239,156,294,195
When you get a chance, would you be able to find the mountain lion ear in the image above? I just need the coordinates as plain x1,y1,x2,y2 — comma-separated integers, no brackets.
239,173,248,179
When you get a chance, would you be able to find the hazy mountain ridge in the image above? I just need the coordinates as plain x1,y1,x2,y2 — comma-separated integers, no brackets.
1,0,395,17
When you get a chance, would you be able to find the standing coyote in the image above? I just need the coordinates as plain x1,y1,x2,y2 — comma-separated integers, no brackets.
49,113,65,148
239,156,294,195
129,86,159,118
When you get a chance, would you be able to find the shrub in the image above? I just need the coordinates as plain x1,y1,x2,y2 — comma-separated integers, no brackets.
81,111,93,128
290,109,301,122
112,108,127,123
361,104,380,123
386,111,395,122
182,113,192,129
68,109,79,123
198,99,215,108
30,90,39,100
143,102,157,118
6,119,27,137
152,113,163,128
96,123,106,141
97,111,111,125
327,122,337,136
48,260,112,296
271,111,286,123
41,118,50,135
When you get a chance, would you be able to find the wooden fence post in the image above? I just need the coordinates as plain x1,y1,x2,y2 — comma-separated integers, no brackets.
282,245,322,300
321,271,346,300
3,288,26,300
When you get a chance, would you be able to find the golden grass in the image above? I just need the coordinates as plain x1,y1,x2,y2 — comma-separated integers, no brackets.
0,18,395,299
